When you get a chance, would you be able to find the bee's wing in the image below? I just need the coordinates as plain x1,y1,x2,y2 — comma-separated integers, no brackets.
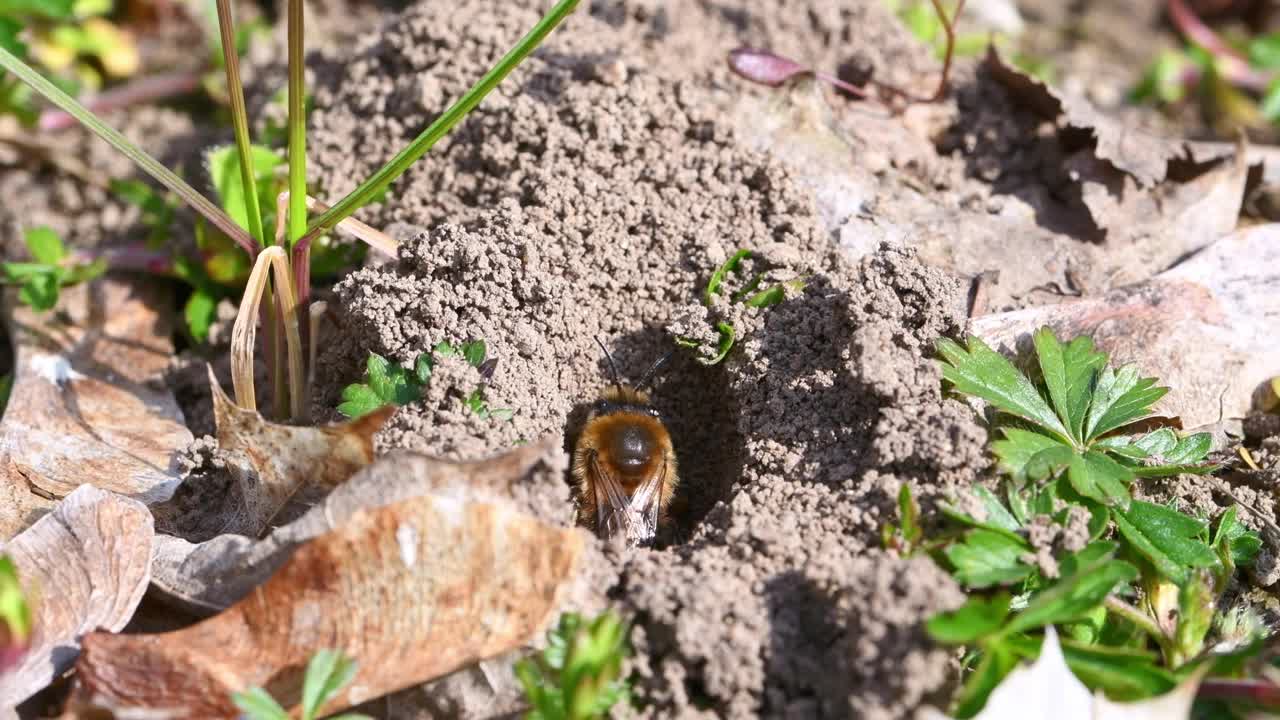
589,452,666,546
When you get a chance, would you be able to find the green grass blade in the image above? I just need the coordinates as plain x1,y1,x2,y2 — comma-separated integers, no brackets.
287,0,306,246
215,0,265,246
300,0,580,245
0,45,257,256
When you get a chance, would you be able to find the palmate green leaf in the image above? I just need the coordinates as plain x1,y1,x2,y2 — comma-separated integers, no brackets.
230,687,289,720
944,529,1034,588
999,546,1137,638
1033,328,1105,444
1066,450,1133,508
1083,365,1168,441
937,336,1071,444
1112,501,1220,586
300,649,359,720
365,353,419,407
992,427,1068,483
927,593,1012,645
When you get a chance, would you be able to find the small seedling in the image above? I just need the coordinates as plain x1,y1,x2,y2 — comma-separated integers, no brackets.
1,226,105,310
881,483,924,555
338,340,512,420
919,328,1269,716
0,555,32,674
514,611,631,720
231,649,369,720
675,249,806,365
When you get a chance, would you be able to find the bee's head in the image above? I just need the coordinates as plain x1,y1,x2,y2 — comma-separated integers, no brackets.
594,337,673,404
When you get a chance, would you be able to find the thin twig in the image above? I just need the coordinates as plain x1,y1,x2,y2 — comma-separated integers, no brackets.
37,70,202,132
1168,0,1271,92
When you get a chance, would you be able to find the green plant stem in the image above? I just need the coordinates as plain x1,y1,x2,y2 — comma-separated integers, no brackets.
297,0,580,248
287,0,306,247
215,0,266,247
0,46,257,257
1103,596,1166,645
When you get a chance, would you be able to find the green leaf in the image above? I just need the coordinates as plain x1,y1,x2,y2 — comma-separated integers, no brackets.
19,272,58,311
1249,33,1280,70
1162,432,1212,465
0,17,27,59
1033,328,1105,444
898,483,922,546
927,593,1012,645
365,353,419,407
336,384,383,419
1000,554,1137,637
1083,365,1168,441
461,339,487,368
744,278,806,308
1026,444,1076,483
1131,49,1189,105
1093,435,1149,461
206,144,283,237
992,427,1068,482
1263,76,1280,123
944,529,1034,588
1131,462,1219,478
301,649,358,720
184,290,218,343
414,354,433,385
951,642,1019,720
1001,634,1176,700
23,227,65,265
0,0,75,19
1112,501,1220,586
1213,506,1262,569
0,556,31,645
1173,570,1215,666
433,341,458,358
230,687,289,720
1134,428,1177,456
1066,450,1134,507
937,336,1071,444
705,249,750,304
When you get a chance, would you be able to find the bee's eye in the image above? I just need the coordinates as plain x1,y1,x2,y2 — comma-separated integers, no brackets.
594,400,613,415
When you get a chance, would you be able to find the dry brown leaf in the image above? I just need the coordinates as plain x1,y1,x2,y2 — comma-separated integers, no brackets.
0,276,192,539
73,441,588,718
973,222,1280,429
151,437,569,614
151,369,394,541
0,485,153,711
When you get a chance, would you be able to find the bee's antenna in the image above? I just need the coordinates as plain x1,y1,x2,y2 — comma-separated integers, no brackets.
595,336,625,396
636,349,674,392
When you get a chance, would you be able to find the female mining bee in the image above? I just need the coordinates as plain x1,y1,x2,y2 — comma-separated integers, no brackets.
572,339,678,548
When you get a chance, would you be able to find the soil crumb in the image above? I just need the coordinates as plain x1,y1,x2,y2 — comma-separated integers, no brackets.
310,1,983,715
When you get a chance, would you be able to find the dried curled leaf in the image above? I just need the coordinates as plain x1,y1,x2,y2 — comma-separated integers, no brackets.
0,276,192,539
75,442,587,718
0,485,153,709
151,437,569,614
152,369,393,541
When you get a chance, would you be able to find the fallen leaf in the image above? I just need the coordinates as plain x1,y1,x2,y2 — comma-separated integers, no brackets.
150,369,394,540
0,485,153,710
150,436,570,614
973,222,1280,429
0,276,192,539
918,627,1204,719
73,441,591,718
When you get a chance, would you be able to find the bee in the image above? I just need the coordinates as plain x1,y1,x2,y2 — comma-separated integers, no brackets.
572,338,678,547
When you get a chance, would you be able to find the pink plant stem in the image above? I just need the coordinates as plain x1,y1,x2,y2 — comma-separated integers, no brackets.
1198,678,1280,707
38,70,203,132
1167,0,1272,92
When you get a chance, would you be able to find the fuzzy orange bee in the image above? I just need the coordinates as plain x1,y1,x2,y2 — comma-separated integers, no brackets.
572,339,678,547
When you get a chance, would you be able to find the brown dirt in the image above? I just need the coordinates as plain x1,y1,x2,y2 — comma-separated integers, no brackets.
304,1,988,716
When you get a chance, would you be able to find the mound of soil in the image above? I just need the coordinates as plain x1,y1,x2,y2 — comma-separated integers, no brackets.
308,1,988,715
